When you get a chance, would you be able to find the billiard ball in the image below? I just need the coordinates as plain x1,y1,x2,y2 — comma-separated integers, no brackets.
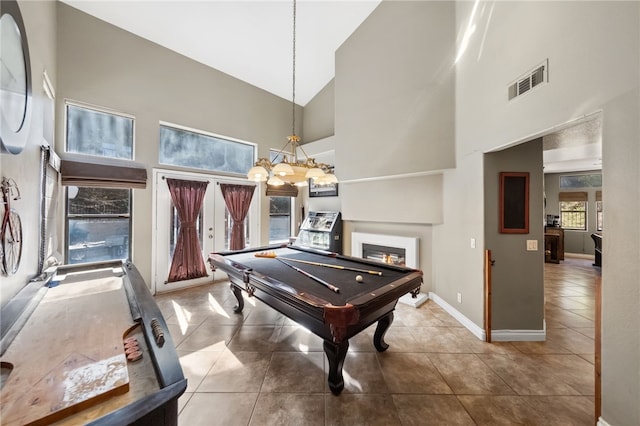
355,275,364,282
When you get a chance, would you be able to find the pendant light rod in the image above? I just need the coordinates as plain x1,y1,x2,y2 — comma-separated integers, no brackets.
291,0,297,139
246,0,338,189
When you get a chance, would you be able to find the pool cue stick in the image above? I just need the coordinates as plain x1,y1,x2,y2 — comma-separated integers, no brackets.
275,258,340,293
278,257,383,276
255,251,382,276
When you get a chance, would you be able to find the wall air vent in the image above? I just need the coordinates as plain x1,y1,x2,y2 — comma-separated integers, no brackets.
508,59,548,101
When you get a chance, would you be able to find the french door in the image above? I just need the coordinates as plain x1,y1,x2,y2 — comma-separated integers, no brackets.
152,169,259,294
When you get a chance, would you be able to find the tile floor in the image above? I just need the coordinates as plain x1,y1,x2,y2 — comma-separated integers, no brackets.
155,255,598,425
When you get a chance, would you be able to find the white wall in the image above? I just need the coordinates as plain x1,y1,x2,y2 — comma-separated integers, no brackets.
450,1,639,424
1,0,57,307
600,88,640,425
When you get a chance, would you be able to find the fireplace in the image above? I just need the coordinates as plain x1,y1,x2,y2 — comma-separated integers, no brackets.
351,232,427,307
362,243,406,267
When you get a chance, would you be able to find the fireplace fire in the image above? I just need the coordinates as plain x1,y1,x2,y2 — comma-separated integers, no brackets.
362,243,406,266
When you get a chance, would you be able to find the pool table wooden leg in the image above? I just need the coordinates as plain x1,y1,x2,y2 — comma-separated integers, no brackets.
230,284,244,313
323,339,349,395
373,312,393,352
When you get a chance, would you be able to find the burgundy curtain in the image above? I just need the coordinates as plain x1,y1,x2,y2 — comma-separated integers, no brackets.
220,183,256,250
166,178,209,283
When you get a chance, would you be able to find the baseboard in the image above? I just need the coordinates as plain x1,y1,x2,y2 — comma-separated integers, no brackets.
565,252,595,260
428,292,547,342
597,417,612,426
428,292,486,341
491,325,546,342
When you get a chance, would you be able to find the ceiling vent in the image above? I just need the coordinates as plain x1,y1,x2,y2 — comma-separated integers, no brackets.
508,60,548,101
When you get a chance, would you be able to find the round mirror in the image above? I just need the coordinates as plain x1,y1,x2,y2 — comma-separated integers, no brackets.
0,0,31,155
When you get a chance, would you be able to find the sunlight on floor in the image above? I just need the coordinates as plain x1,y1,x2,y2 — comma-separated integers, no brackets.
208,293,230,319
171,300,191,335
342,369,363,392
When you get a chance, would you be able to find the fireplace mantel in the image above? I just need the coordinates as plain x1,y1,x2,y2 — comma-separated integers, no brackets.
351,232,428,307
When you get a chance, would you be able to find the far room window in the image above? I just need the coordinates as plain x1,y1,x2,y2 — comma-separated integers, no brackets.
159,124,255,175
558,191,588,231
559,173,602,189
64,102,134,264
596,202,603,233
595,190,603,231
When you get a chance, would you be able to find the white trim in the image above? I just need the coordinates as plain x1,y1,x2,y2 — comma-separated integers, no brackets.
340,169,445,185
428,292,547,342
597,417,612,426
158,120,256,149
491,321,546,342
351,232,419,268
65,98,136,120
429,292,486,341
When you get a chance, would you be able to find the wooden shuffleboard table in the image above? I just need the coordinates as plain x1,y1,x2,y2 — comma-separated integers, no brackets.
0,260,186,425
208,244,423,395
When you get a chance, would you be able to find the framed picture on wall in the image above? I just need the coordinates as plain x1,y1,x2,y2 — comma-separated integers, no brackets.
499,172,529,234
309,180,338,197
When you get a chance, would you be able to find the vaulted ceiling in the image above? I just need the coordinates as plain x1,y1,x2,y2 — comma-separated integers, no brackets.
60,0,381,106
60,1,601,173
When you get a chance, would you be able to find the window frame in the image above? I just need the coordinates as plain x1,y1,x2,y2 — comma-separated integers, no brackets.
65,101,135,159
596,200,603,232
158,122,256,175
64,101,135,264
559,200,588,231
268,149,295,244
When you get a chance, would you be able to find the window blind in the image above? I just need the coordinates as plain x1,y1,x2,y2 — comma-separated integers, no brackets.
60,152,147,189
266,183,298,197
558,191,588,202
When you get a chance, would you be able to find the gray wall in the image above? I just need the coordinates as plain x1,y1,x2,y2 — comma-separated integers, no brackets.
329,0,455,293
1,0,57,307
484,139,544,331
302,79,334,143
55,3,298,285
335,1,456,180
544,172,601,254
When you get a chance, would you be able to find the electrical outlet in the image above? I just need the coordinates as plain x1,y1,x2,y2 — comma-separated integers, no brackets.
457,292,462,303
526,240,538,251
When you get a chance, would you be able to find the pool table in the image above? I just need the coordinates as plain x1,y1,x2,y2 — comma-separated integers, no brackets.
207,244,423,395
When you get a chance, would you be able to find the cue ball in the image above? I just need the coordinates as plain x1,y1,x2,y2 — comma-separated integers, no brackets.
355,275,364,282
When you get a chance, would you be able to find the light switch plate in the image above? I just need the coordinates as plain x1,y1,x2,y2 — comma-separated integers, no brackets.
526,240,538,251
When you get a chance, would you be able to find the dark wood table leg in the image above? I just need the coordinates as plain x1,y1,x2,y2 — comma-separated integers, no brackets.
230,283,244,313
373,312,394,352
323,339,349,395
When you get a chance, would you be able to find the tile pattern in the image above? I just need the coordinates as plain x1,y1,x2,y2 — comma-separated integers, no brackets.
155,256,597,425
